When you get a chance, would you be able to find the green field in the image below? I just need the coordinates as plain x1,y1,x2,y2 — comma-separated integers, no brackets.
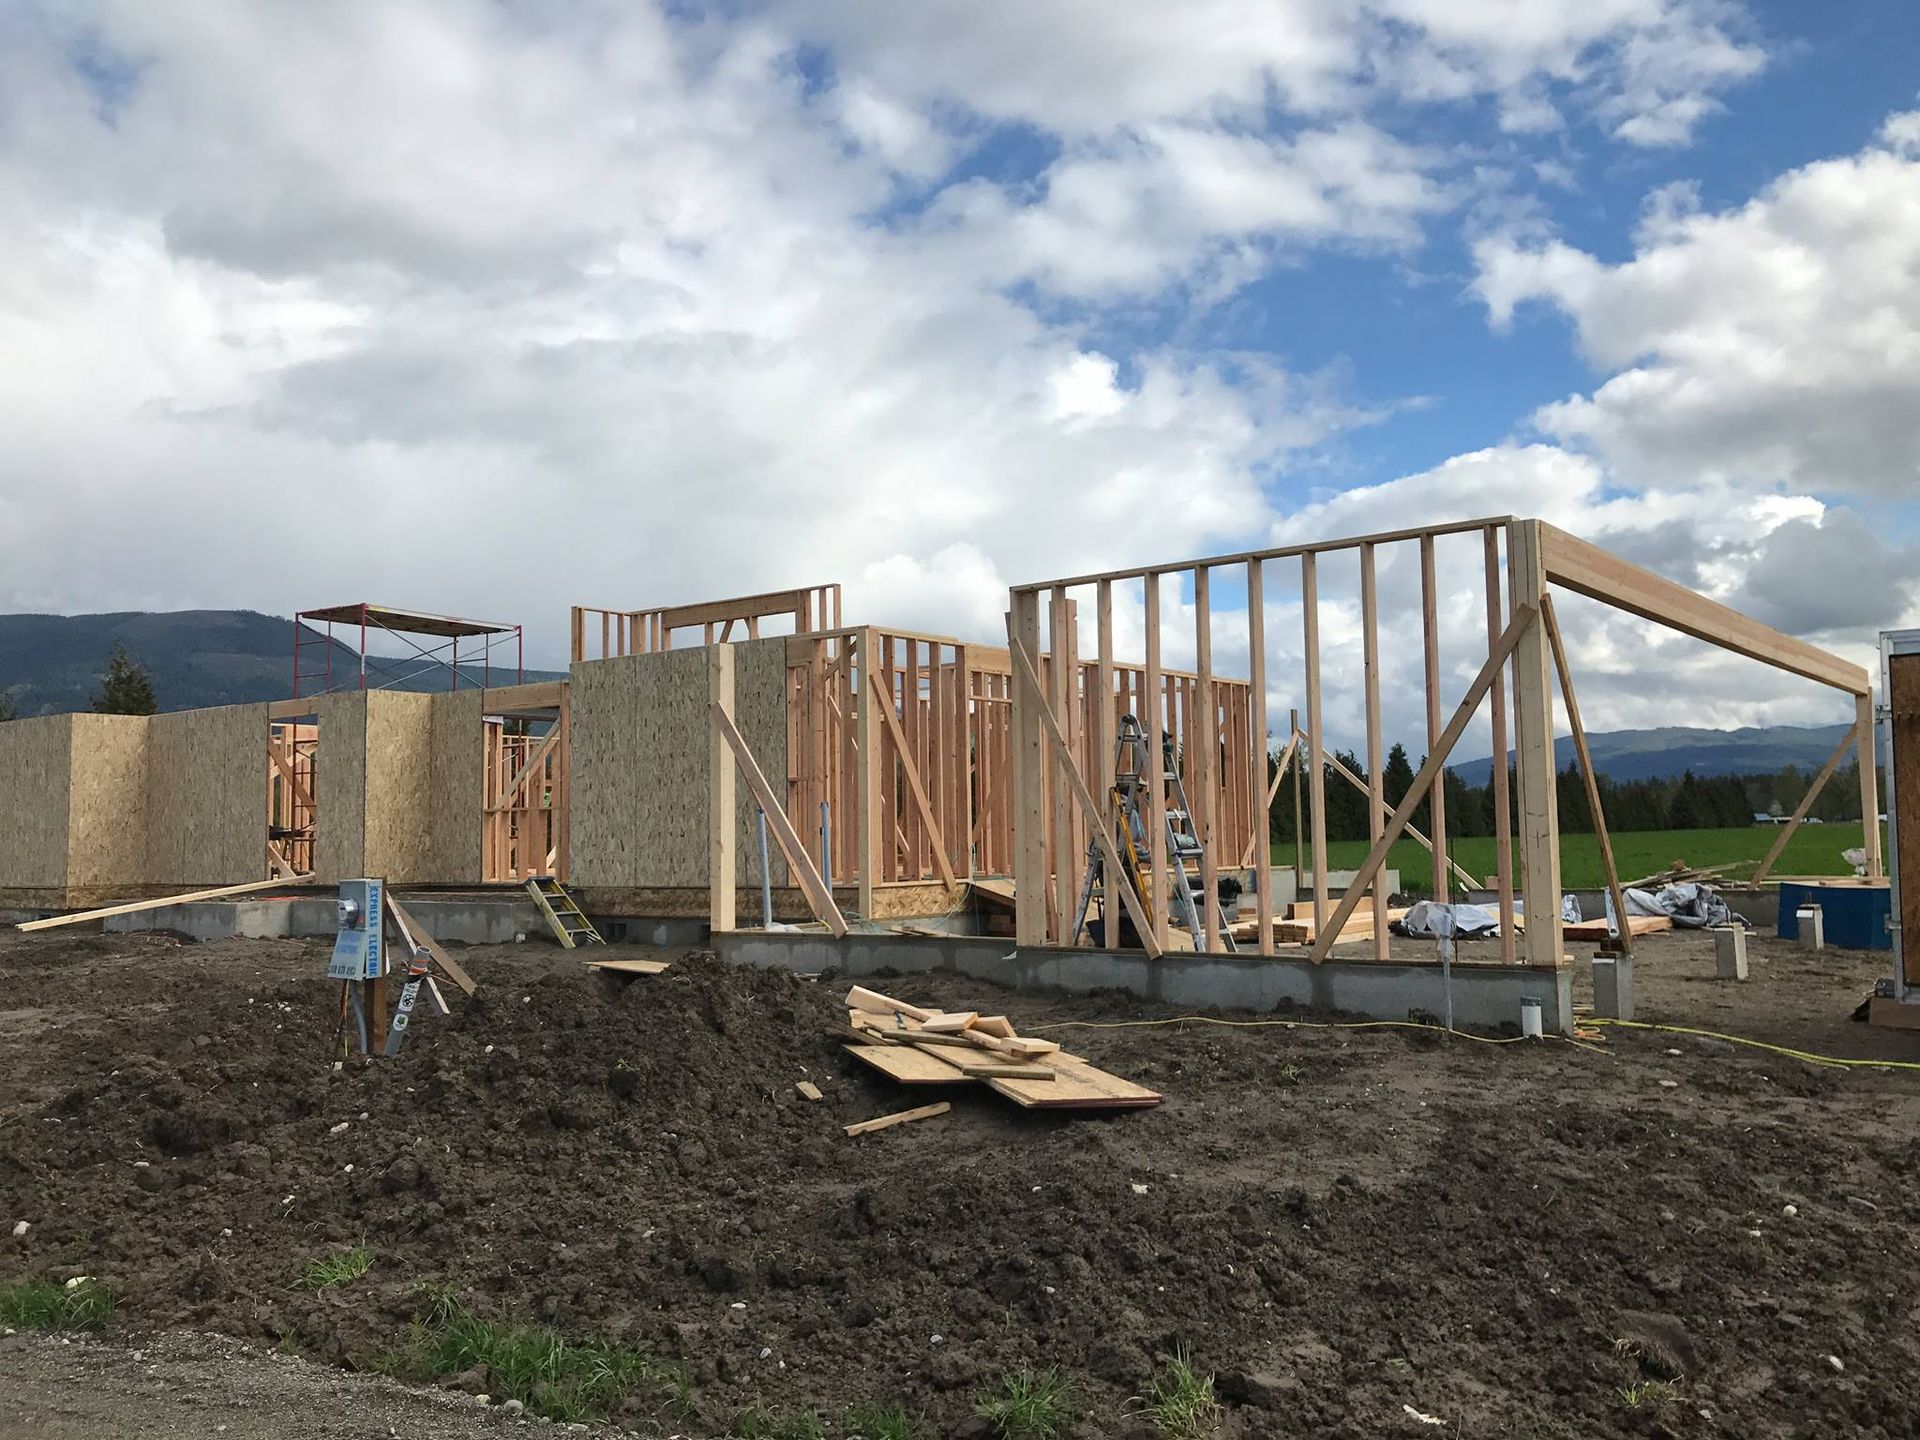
1274,822,1880,893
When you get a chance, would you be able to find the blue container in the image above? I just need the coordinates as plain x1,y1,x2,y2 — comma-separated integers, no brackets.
1776,882,1891,950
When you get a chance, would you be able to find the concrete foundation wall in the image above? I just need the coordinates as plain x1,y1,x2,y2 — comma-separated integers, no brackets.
100,892,550,946
713,930,1574,1034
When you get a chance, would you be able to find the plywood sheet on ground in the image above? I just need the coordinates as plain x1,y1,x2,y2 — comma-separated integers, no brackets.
845,989,1161,1111
989,1053,1162,1109
845,1042,972,1084
585,958,671,975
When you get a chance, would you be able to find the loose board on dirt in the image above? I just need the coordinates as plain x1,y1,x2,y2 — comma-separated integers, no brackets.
843,986,1160,1112
584,957,673,975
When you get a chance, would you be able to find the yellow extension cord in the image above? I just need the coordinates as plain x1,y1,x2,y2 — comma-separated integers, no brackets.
1583,1016,1920,1073
1026,1013,1920,1071
1026,1013,1608,1056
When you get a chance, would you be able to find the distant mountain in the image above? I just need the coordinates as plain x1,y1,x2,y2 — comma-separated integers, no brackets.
1451,723,1857,785
0,610,565,716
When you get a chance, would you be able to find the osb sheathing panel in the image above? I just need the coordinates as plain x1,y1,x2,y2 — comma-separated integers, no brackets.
1893,654,1920,985
311,693,367,883
568,640,789,890
145,703,268,887
65,714,151,889
735,640,791,889
0,715,75,890
426,689,484,883
364,691,435,882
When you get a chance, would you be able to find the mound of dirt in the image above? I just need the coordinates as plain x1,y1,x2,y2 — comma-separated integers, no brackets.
4,929,1920,1437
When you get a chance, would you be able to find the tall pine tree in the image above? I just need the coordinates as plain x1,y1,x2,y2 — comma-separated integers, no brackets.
91,646,158,716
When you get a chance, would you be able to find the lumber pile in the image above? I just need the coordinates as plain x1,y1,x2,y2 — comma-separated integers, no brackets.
1231,901,1412,948
1622,861,1737,889
842,985,1160,1112
1563,914,1673,942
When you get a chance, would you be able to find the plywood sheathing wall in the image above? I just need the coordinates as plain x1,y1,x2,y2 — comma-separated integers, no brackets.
426,689,485,883
145,703,269,888
0,715,77,893
65,714,151,892
1893,653,1920,986
364,691,435,881
311,692,367,884
569,640,789,890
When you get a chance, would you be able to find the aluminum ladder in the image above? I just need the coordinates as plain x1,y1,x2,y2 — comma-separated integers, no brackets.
1070,715,1228,951
525,876,604,949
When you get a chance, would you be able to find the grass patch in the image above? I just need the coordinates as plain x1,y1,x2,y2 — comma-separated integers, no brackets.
1617,1379,1682,1409
844,1401,913,1439
297,1245,372,1290
1139,1349,1221,1439
976,1368,1074,1439
1276,820,1880,894
730,1409,826,1439
0,1278,114,1330
1275,1061,1305,1087
388,1291,686,1424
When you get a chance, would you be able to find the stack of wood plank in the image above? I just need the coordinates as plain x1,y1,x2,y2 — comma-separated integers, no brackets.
842,986,1161,1111
1562,913,1674,942
1230,900,1412,948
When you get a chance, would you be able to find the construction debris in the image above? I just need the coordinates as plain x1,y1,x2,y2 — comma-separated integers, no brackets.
794,1080,824,1102
16,875,324,932
843,1101,951,1137
1563,914,1674,942
583,957,671,975
1230,900,1412,948
842,985,1161,1111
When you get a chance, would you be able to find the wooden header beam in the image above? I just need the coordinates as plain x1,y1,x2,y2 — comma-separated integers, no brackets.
1538,523,1869,695
1009,516,1516,595
660,586,834,633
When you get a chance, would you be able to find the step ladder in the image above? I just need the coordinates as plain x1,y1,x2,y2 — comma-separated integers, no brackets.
525,876,604,949
1071,715,1232,952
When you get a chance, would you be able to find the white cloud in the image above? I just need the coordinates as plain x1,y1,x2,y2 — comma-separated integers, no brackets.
925,121,1448,300
1220,446,1899,751
1475,116,1920,498
3,2,1363,662
7,0,1894,763
776,0,1760,146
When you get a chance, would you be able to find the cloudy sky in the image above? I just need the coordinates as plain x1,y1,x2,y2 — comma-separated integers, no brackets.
2,1,1917,750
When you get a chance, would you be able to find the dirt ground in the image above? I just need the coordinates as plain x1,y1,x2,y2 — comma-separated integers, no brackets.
3,923,1920,1439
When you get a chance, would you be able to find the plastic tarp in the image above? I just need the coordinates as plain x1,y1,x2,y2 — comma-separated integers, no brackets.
1394,894,1584,940
1396,900,1500,940
1621,881,1745,930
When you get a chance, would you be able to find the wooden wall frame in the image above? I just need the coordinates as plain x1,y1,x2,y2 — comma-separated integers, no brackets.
573,585,842,662
1007,516,1877,967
